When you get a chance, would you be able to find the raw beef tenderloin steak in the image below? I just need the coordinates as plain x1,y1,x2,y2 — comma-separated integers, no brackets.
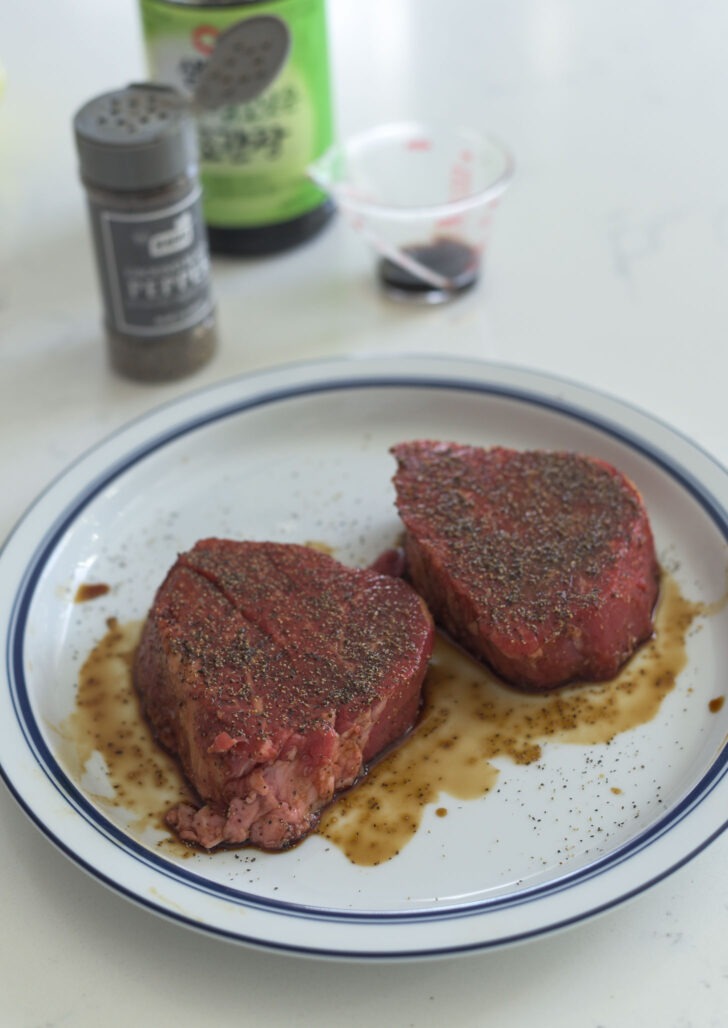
134,539,434,850
391,442,660,689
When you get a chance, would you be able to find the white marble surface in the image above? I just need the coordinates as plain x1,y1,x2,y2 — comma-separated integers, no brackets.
1,1,727,1025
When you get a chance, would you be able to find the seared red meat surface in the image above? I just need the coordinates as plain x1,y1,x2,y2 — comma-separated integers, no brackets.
391,443,659,689
134,539,434,850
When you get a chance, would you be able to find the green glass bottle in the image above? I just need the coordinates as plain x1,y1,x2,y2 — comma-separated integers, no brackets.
138,0,335,255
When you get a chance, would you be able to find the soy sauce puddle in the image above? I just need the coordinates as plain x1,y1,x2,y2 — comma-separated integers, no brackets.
319,573,718,864
62,572,723,866
60,619,195,854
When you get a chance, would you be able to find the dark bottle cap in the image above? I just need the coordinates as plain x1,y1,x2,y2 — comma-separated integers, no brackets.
73,83,198,191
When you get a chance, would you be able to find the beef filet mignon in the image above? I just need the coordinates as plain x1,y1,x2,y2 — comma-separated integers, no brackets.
134,539,434,850
391,442,660,689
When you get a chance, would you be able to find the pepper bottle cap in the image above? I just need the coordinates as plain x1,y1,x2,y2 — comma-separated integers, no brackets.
73,83,198,191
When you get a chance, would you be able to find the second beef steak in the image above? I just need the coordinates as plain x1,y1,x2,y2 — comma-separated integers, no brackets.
391,442,660,689
134,539,434,850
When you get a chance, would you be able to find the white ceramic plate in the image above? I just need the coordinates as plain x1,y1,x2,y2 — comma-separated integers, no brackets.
1,355,727,960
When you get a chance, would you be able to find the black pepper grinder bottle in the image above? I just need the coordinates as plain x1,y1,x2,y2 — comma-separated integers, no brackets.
74,83,217,382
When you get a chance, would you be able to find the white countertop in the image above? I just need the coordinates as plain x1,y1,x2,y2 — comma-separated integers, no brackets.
1,1,726,1025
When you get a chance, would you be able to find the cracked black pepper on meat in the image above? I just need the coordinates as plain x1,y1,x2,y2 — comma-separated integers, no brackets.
391,443,660,689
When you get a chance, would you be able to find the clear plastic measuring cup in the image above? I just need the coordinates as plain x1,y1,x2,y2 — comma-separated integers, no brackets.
309,121,514,304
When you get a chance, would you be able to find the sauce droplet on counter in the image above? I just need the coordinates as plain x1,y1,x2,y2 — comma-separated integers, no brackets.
709,696,725,713
318,573,711,865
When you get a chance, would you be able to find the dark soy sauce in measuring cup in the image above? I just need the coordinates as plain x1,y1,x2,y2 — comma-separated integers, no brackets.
378,237,479,304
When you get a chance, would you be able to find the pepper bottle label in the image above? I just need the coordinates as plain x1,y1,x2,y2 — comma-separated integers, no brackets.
89,187,214,337
138,0,334,230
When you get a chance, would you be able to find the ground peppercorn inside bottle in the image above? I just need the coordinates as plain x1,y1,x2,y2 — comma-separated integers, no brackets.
73,83,217,382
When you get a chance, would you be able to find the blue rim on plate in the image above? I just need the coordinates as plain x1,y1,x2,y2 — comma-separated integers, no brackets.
1,355,727,959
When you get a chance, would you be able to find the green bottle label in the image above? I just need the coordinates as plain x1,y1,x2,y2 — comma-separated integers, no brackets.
138,0,334,229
